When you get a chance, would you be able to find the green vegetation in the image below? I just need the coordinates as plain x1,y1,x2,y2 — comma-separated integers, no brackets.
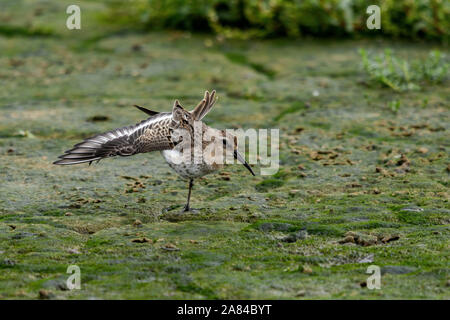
388,100,401,114
0,25,54,38
104,0,450,41
0,0,449,300
360,48,449,91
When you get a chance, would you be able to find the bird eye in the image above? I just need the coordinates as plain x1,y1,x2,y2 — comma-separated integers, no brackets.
182,114,191,123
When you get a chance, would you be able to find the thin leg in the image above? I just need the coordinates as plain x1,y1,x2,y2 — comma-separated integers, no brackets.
183,179,194,212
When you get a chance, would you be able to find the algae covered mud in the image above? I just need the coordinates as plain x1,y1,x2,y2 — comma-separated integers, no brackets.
0,1,449,299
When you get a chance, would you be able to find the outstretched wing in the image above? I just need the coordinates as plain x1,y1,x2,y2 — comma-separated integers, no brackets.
54,113,174,165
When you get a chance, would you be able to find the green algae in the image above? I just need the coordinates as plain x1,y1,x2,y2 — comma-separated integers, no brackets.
0,0,449,300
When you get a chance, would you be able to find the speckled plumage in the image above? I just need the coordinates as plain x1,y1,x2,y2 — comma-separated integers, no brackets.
54,90,255,211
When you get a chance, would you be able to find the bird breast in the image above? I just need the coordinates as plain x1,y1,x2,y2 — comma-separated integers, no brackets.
161,149,221,179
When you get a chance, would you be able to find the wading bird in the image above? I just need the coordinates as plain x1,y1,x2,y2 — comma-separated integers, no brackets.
54,90,255,212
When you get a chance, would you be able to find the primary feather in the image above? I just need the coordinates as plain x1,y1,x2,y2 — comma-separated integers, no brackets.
191,90,216,120
53,113,173,165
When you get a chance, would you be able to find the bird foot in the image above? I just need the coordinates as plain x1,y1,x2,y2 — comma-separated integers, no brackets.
181,205,200,213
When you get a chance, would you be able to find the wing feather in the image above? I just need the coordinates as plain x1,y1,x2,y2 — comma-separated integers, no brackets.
191,90,216,120
54,113,173,165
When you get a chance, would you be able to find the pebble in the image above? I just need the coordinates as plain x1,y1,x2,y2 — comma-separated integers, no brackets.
161,243,179,251
131,237,151,243
302,265,313,274
296,290,306,297
133,219,142,227
38,289,52,299
417,147,428,154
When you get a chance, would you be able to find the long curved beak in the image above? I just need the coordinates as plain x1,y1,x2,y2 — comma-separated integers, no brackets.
234,150,255,176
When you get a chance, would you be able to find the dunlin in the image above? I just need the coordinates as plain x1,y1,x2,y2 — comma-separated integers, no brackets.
54,90,255,211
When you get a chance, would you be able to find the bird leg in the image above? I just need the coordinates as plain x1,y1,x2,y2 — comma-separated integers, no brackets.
182,178,194,212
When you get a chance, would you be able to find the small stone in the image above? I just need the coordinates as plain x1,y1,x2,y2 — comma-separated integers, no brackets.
68,248,80,254
64,212,72,216
380,235,400,243
131,237,151,243
348,183,362,188
296,290,306,297
161,243,179,251
375,166,389,176
297,164,305,170
131,44,142,52
339,232,378,246
417,147,428,154
302,265,313,274
132,219,142,227
339,235,355,244
38,289,51,300
357,235,377,247
396,154,410,166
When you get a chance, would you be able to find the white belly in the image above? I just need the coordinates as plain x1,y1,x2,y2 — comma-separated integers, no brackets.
161,150,218,179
